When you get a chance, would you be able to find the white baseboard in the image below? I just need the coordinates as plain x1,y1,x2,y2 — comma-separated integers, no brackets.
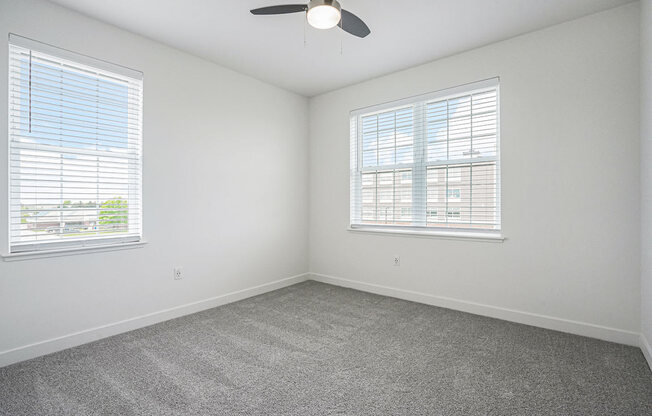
308,272,641,347
2,271,646,369
0,273,309,368
641,333,652,370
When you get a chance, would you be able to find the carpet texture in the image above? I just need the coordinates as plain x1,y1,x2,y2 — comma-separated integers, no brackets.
1,281,651,415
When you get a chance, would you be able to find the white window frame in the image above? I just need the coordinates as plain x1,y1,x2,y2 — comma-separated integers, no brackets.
4,34,145,259
349,78,503,241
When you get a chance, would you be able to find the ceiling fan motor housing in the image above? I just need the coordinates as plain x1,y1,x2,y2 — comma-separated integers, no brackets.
307,0,342,29
308,0,341,12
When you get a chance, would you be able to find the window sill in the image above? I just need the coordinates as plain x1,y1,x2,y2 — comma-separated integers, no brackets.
347,227,504,242
2,240,147,262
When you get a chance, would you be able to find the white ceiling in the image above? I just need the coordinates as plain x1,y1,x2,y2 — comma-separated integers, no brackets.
48,0,633,96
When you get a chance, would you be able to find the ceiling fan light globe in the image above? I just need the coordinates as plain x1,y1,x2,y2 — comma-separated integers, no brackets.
306,1,341,29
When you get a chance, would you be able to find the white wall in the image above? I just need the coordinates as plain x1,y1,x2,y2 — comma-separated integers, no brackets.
309,3,641,344
641,0,652,364
0,0,309,364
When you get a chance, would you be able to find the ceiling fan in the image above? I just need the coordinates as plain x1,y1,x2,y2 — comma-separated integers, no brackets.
250,0,371,38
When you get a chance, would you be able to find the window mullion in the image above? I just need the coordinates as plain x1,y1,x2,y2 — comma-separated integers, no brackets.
445,100,450,226
469,94,473,225
412,103,426,226
352,116,362,224
393,112,396,224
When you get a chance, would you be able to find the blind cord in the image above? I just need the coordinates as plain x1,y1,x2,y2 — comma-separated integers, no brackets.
28,49,32,133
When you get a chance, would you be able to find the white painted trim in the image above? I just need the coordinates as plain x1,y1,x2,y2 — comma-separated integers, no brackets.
0,273,309,368
641,333,652,370
347,227,504,242
2,240,147,261
308,272,640,347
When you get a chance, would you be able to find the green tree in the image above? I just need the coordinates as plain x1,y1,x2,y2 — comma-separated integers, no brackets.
99,197,128,231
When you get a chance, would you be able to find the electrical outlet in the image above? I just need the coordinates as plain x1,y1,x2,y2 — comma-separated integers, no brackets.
393,256,400,266
173,267,183,280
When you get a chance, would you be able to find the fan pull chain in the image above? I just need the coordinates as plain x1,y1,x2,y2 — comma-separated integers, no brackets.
340,18,344,55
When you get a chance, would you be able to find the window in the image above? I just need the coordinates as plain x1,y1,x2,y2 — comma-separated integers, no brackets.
446,208,461,221
447,189,461,201
350,78,500,236
8,34,143,253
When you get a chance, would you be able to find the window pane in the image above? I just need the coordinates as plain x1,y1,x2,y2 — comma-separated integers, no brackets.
470,163,498,227
425,164,498,230
358,169,413,225
395,170,412,224
427,90,498,163
361,172,376,221
360,107,413,168
426,167,446,224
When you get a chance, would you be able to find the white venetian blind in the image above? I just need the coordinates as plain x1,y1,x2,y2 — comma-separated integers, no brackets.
8,35,143,253
350,78,500,234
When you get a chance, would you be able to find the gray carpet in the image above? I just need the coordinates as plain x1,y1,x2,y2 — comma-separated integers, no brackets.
1,281,651,415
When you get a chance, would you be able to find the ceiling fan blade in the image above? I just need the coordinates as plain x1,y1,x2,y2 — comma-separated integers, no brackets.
250,4,307,15
338,9,371,38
